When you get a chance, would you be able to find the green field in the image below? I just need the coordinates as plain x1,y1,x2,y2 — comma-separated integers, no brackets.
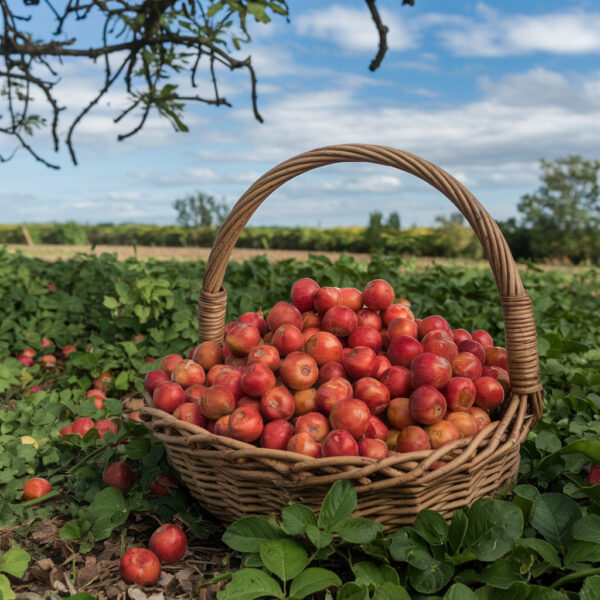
1,247,599,598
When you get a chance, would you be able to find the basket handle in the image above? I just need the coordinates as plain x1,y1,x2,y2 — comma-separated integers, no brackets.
198,144,542,396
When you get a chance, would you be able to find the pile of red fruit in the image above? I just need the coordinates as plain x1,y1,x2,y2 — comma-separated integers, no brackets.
144,278,511,459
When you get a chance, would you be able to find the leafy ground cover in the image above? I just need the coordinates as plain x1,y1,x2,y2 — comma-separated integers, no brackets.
0,247,599,599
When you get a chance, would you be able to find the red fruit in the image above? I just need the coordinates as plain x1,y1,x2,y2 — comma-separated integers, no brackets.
374,355,392,379
239,311,267,336
387,318,418,341
266,301,303,332
315,377,353,415
482,366,511,395
409,385,447,425
452,329,472,345
356,308,382,330
362,279,394,311
305,331,343,365
380,366,412,398
120,548,161,586
184,383,208,404
72,417,95,437
23,477,52,500
214,415,231,436
227,406,264,442
485,346,509,371
365,415,389,441
226,323,261,357
93,370,113,392
344,346,377,379
446,411,479,438
452,352,483,381
472,330,494,349
291,278,320,312
160,355,183,377
171,359,206,388
173,402,207,427
103,462,133,494
287,432,322,458
301,310,321,331
153,381,186,414
457,340,486,365
260,386,295,421
247,344,280,372
318,361,347,384
586,465,600,485
213,369,244,401
387,335,423,368
358,438,388,460
279,351,319,391
144,369,170,395
151,473,179,496
340,287,363,311
313,287,342,315
149,523,188,564
387,397,417,430
396,426,431,453
382,304,414,327
386,429,402,450
17,355,34,367
425,420,461,449
96,419,118,438
322,429,359,457
192,341,224,371
260,419,295,450
329,398,370,439
418,316,451,339
421,329,453,344
41,355,56,367
200,385,235,419
206,364,232,385
422,338,458,363
469,406,491,431
59,425,74,439
272,324,304,356
410,353,452,390
321,306,358,337
293,388,318,416
474,377,505,410
62,344,77,357
41,337,53,349
443,377,476,412
295,412,331,443
22,348,36,358
347,326,383,353
241,363,276,397
353,377,391,415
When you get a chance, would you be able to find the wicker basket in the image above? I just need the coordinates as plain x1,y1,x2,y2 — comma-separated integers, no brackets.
142,144,543,532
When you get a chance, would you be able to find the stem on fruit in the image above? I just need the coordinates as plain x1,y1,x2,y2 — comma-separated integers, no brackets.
550,567,600,589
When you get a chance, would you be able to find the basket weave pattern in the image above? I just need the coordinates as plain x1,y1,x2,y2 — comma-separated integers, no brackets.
142,144,543,531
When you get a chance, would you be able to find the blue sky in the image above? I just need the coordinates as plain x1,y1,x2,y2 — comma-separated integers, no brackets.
1,0,600,227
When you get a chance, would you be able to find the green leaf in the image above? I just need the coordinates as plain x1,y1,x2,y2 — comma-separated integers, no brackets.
475,560,522,589
564,541,600,567
535,429,562,453
581,576,600,600
413,509,449,545
517,538,561,568
409,560,454,594
352,561,384,586
217,568,283,600
125,437,151,459
337,517,382,544
372,582,411,600
0,573,16,600
318,480,356,532
88,487,128,526
222,517,287,553
0,543,30,577
444,583,478,600
572,514,600,542
560,439,600,463
103,296,119,309
281,504,317,535
65,595,99,600
289,567,341,599
463,499,523,561
259,538,308,582
60,520,81,540
512,484,539,521
336,582,369,600
305,524,333,549
448,509,468,554
389,529,437,569
530,492,581,553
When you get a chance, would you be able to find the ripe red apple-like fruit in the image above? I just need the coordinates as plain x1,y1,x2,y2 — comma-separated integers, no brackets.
344,346,377,379
214,414,230,436
379,366,412,398
260,386,295,421
120,548,161,586
226,323,261,357
362,279,394,311
241,363,276,397
62,344,77,357
293,388,318,416
315,377,353,415
452,352,483,381
301,310,321,331
213,369,244,401
184,383,208,404
247,344,280,372
425,420,461,449
387,397,417,430
396,426,431,453
387,335,423,368
457,340,486,365
357,308,382,330
452,329,472,345
422,338,458,363
472,330,494,349
374,355,392,379
365,414,389,441
322,429,359,457
387,318,418,341
481,366,510,395
171,359,206,388
329,398,370,439
446,411,479,438
318,361,347,384
353,377,391,415
321,306,358,337
41,355,56,367
418,315,451,339
17,354,34,367
227,406,264,442
291,278,320,312
144,369,170,395
485,346,509,371
22,348,36,358
23,477,52,500
206,364,231,385
153,381,186,414
260,419,295,450
96,419,118,439
267,301,303,332
469,406,492,431
41,337,53,349
287,432,322,458
295,411,331,443
239,311,267,335
103,461,134,494
159,355,183,377
348,326,383,353
86,388,107,409
305,332,343,366
443,377,476,412
173,402,207,427
313,286,342,315
272,324,304,356
149,523,188,564
200,385,235,419
474,376,505,410
59,425,74,439
192,341,224,371
410,353,452,390
150,473,179,496
341,287,363,311
409,385,447,425
279,351,319,391
358,438,388,460
382,303,414,327
72,417,95,437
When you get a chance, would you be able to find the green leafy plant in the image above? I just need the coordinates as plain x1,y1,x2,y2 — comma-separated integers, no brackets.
0,543,30,600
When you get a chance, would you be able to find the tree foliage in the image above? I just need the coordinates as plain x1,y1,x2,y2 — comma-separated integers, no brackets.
173,191,228,227
0,0,415,168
